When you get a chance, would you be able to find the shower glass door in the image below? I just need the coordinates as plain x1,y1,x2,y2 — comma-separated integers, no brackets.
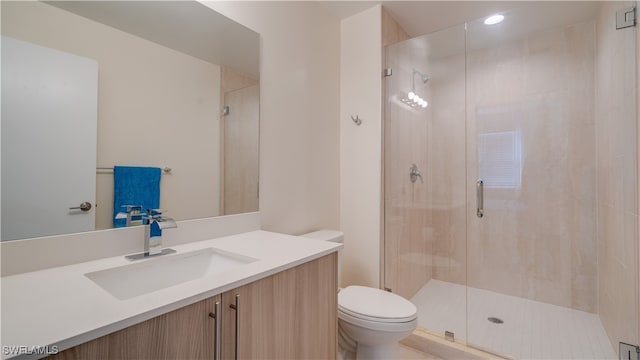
383,24,467,341
465,2,637,359
384,2,638,359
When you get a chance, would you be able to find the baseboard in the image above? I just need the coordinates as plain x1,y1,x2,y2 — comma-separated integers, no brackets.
401,327,509,360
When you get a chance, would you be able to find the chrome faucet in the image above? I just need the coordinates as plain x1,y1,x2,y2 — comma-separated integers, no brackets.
124,205,143,226
125,209,177,261
144,209,177,256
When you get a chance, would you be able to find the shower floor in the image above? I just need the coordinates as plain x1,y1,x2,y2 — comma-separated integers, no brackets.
410,279,616,359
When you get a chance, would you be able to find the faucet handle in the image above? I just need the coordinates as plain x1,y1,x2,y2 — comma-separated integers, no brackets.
122,205,142,213
143,208,177,229
146,208,166,217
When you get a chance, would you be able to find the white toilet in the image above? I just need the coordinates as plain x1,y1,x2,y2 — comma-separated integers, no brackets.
301,230,418,360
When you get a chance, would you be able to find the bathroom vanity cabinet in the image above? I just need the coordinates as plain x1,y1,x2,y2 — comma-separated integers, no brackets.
47,296,217,359
48,253,337,360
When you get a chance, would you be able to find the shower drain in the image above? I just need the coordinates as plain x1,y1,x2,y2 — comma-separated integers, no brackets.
488,317,504,324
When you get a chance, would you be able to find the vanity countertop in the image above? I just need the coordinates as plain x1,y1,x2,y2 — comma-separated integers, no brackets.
1,230,341,360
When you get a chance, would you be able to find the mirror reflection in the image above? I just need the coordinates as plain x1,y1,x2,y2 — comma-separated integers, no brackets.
1,1,260,241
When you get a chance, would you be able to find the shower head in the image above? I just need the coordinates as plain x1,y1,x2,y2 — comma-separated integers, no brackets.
414,70,430,84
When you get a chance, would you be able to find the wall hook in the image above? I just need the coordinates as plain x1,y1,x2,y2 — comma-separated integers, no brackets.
351,115,362,126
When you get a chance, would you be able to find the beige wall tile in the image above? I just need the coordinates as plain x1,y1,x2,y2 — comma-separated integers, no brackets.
384,25,466,298
464,20,598,312
382,6,410,47
595,1,638,353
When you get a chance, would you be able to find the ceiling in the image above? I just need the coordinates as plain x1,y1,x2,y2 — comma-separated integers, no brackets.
47,1,603,76
46,1,260,77
316,1,600,38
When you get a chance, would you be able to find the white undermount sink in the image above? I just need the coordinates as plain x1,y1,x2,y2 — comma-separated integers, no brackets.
85,248,257,300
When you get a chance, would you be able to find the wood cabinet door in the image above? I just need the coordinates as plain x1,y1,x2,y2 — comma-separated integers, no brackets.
165,295,218,359
49,296,218,360
221,253,337,360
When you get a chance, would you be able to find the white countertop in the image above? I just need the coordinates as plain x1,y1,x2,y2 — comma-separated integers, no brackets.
1,230,341,359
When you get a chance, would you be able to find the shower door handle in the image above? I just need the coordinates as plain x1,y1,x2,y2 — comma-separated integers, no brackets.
476,179,484,218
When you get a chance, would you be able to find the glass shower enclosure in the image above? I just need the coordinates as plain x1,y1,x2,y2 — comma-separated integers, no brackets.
383,2,638,359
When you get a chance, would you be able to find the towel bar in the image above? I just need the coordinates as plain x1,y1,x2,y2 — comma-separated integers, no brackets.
97,166,171,174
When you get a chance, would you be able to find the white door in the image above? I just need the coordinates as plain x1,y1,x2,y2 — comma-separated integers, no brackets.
1,36,98,241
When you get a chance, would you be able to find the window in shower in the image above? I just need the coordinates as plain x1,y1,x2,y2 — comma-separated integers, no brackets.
477,130,522,189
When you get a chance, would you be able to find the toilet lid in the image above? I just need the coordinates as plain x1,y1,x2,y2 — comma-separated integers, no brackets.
338,286,417,323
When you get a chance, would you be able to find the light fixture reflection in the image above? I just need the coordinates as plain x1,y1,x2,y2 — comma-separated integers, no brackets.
401,92,428,109
484,14,504,25
401,70,430,110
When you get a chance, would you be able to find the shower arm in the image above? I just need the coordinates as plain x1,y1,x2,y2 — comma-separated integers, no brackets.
412,69,430,93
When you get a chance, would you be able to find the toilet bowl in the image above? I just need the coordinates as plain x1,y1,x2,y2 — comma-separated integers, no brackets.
338,285,417,359
300,231,418,360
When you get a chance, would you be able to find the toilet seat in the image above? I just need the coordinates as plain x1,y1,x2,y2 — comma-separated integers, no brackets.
338,308,418,332
338,286,417,325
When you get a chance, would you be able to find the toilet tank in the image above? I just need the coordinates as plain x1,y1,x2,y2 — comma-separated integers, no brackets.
300,230,344,244
300,230,343,286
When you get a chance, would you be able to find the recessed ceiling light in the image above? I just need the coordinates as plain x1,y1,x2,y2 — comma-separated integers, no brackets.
484,14,505,25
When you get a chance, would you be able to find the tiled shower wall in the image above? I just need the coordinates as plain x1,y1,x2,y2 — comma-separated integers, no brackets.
596,1,638,351
424,46,467,287
388,19,600,312
463,20,598,313
383,9,433,298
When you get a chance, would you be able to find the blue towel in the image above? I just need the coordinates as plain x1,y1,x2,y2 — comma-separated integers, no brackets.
113,166,161,227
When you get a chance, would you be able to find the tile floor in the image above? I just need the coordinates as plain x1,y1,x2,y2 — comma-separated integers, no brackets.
396,344,442,359
410,280,617,359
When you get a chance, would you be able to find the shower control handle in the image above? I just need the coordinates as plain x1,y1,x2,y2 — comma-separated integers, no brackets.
410,164,423,184
477,179,484,218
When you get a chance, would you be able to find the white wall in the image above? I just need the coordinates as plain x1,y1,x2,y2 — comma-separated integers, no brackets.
203,1,341,235
2,2,221,228
339,6,382,288
0,1,341,275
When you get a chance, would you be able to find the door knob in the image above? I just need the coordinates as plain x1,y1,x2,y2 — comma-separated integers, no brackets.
69,202,92,211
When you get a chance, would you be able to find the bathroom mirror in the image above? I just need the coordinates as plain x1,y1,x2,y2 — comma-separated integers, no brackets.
1,1,260,241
